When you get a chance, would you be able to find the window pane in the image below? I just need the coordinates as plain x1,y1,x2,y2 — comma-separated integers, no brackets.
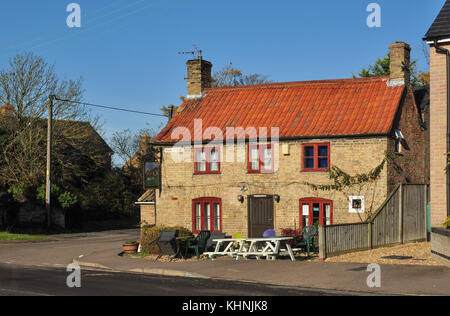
324,204,331,225
304,146,314,157
318,146,328,157
195,203,202,231
214,203,220,231
304,158,314,169
262,147,272,171
210,149,219,171
302,204,309,228
204,203,210,231
197,150,206,172
313,203,320,226
250,147,259,170
318,158,328,169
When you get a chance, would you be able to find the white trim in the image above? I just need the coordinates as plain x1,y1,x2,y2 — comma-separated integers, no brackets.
135,202,155,205
349,196,365,214
427,38,450,45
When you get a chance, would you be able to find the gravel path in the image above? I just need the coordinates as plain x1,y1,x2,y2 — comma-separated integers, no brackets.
321,242,445,266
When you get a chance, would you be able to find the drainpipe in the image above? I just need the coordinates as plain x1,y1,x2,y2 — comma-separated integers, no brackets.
434,40,450,217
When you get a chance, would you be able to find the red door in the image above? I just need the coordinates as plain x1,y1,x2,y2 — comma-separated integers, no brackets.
299,198,333,230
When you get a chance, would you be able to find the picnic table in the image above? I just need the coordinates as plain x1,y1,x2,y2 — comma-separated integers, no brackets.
204,236,295,261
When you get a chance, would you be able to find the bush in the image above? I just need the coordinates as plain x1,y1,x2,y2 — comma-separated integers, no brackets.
140,225,192,254
444,216,450,229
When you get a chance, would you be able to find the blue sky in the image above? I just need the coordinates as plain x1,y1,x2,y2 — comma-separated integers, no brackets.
0,0,445,151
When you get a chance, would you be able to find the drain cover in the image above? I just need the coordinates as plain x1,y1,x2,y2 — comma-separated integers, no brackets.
381,255,413,260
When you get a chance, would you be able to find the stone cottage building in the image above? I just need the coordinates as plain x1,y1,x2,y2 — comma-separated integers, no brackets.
424,0,450,227
141,42,428,237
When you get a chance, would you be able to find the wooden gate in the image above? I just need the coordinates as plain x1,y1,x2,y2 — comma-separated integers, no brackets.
248,195,274,238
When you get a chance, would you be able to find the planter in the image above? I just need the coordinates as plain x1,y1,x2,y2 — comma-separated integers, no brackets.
123,242,139,254
431,227,450,267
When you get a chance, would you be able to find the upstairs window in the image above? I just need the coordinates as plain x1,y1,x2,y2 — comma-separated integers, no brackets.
248,144,274,174
302,143,330,172
194,147,221,174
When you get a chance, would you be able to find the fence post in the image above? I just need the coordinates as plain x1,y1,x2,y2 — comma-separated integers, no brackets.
398,184,403,244
319,225,326,261
368,222,372,249
424,185,428,241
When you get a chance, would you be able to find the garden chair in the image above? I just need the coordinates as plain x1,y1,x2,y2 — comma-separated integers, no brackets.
292,226,317,257
185,231,211,260
155,230,179,262
206,232,227,252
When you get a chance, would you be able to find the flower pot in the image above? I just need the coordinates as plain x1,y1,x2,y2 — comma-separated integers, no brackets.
123,242,139,254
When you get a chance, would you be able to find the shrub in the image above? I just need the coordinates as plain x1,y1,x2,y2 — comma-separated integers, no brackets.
140,225,192,254
444,216,450,229
58,191,78,209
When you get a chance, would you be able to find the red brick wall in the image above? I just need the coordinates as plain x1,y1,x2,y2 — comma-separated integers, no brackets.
387,87,427,193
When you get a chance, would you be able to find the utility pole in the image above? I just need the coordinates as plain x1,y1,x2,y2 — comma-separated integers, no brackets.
46,95,54,229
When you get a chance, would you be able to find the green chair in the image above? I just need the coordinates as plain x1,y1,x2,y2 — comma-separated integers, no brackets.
185,231,211,260
292,226,317,257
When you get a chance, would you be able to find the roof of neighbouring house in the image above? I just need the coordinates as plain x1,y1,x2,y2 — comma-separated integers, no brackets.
424,0,450,40
153,76,406,144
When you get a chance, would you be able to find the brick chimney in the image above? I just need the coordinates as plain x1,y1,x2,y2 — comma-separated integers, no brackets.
0,103,13,116
389,41,411,86
186,56,212,99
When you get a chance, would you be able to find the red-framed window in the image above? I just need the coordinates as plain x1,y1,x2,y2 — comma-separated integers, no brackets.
248,144,274,174
302,142,330,172
192,198,222,233
194,147,221,174
299,198,333,230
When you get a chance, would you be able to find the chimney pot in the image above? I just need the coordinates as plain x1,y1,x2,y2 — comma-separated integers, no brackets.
389,41,411,86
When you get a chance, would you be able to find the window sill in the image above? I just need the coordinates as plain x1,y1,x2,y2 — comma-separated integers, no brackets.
193,172,221,176
302,169,329,173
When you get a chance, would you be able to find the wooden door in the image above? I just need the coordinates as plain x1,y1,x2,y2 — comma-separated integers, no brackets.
248,195,274,238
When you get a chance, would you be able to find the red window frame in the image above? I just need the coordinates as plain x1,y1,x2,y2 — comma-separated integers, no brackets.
194,147,221,175
301,142,330,172
192,198,222,234
299,198,333,231
247,144,274,174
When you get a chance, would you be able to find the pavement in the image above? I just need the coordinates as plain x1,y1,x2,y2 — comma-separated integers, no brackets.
0,228,449,296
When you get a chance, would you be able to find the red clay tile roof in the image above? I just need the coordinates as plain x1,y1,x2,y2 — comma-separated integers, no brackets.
154,76,405,143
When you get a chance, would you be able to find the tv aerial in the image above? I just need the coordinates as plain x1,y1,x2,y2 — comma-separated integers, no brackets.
178,45,203,59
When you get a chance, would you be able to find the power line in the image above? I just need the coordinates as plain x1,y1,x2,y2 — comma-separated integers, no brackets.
54,97,167,118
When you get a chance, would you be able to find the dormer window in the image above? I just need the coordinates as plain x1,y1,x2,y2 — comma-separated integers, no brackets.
394,129,404,154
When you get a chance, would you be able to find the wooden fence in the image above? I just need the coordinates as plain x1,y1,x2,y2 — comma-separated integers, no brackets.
319,184,429,259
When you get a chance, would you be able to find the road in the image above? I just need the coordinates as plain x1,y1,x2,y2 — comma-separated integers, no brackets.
0,263,380,296
0,228,140,267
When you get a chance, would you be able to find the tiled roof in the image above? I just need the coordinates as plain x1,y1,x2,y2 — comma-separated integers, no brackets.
154,76,405,143
138,189,155,202
425,0,450,40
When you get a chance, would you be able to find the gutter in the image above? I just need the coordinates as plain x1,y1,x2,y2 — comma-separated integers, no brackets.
135,202,155,205
434,40,450,217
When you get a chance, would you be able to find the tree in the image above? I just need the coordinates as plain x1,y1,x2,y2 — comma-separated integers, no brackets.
212,64,274,87
357,53,429,87
0,53,101,188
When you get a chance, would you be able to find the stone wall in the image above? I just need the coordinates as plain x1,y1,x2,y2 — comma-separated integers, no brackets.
154,137,391,237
